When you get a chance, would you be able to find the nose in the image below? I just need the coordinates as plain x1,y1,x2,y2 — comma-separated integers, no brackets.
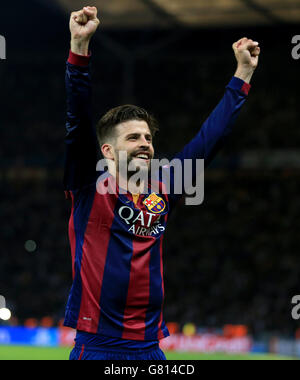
139,136,151,148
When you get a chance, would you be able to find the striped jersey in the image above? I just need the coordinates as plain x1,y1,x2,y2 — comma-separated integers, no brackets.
63,50,251,341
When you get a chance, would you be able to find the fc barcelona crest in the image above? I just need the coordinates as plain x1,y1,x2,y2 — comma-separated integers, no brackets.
143,193,166,214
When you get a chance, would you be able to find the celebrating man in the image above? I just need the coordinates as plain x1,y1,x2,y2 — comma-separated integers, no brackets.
63,6,260,360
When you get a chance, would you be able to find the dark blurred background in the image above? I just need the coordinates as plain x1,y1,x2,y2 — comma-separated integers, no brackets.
0,0,300,338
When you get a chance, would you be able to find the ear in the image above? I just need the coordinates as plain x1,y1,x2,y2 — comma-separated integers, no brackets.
101,143,115,160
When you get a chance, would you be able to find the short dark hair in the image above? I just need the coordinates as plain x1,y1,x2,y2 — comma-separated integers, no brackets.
96,105,159,147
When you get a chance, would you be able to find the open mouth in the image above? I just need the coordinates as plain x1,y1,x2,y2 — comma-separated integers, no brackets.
133,152,151,162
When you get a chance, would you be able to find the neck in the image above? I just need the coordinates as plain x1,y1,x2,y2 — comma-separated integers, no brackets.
107,166,145,195
118,171,146,194
106,159,149,194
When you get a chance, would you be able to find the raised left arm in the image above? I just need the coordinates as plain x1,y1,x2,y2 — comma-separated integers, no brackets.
163,38,260,206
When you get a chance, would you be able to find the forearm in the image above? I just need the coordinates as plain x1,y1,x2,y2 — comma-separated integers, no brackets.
234,65,255,84
66,51,92,129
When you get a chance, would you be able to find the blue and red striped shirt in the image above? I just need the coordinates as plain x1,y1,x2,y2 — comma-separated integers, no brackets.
63,51,250,341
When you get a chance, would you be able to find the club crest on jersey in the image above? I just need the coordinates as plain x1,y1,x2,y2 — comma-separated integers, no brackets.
143,193,166,214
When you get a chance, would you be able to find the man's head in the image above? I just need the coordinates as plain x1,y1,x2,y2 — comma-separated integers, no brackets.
97,105,159,175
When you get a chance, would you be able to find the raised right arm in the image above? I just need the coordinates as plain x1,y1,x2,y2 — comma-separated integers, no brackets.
64,7,100,191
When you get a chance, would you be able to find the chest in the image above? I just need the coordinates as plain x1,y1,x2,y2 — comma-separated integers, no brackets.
90,191,169,238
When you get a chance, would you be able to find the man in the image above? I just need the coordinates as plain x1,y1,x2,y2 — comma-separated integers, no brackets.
64,6,260,360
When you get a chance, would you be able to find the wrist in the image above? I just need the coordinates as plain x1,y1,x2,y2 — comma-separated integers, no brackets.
234,65,255,84
68,50,91,66
70,38,90,56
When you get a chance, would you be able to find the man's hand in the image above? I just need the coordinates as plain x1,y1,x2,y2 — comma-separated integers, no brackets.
233,37,261,84
70,6,100,56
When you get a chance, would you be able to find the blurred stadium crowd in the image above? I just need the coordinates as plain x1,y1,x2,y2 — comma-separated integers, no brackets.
0,1,299,338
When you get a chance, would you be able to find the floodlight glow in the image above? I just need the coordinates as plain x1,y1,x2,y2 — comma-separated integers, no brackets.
0,308,11,321
24,240,37,253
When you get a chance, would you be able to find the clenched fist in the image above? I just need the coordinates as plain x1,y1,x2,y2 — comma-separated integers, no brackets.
233,37,261,84
70,6,100,56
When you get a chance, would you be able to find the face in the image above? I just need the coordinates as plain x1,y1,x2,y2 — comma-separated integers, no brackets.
102,120,155,175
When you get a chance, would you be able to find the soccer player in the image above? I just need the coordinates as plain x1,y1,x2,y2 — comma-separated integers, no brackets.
64,6,260,360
